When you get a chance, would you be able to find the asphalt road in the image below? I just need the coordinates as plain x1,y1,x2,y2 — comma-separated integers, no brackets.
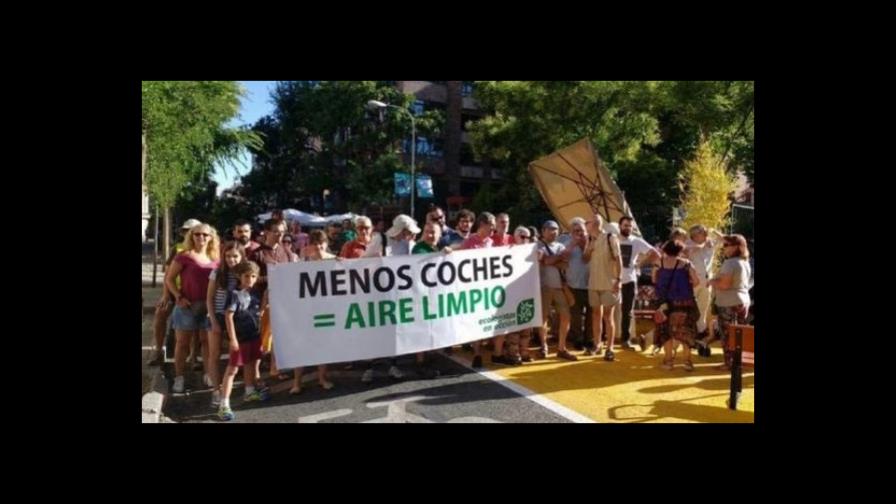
162,353,571,423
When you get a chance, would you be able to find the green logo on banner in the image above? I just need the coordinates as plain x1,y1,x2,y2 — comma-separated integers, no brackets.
517,298,535,324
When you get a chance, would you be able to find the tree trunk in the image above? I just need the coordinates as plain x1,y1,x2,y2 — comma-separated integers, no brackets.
163,206,171,265
152,204,159,287
141,132,146,185
142,132,149,243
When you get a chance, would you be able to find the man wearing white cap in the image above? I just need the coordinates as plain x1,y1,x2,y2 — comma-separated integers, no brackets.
357,215,420,383
683,224,724,356
385,214,420,256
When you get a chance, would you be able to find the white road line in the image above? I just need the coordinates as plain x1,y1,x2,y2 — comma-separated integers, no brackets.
443,353,596,423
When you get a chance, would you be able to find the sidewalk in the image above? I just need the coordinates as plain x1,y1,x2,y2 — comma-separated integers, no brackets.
142,241,172,422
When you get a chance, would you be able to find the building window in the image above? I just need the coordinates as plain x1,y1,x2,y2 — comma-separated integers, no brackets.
461,81,474,97
459,143,476,165
461,166,484,178
460,181,479,197
430,137,444,158
403,136,443,158
411,100,425,116
411,100,445,117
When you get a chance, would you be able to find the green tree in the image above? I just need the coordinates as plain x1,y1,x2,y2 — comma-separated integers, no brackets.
466,81,753,241
468,81,663,228
228,81,444,216
142,81,261,255
679,139,737,233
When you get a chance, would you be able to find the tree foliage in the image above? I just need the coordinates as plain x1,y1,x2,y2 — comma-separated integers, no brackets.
466,81,753,241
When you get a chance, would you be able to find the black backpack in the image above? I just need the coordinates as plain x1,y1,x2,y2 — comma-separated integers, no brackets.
228,290,260,339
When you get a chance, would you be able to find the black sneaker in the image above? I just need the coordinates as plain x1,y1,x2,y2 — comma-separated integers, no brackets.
472,355,483,369
491,355,510,365
148,350,164,367
604,350,616,362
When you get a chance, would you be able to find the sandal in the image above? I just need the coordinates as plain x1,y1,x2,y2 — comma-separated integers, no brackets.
661,359,674,370
319,381,334,390
288,386,302,395
684,360,695,372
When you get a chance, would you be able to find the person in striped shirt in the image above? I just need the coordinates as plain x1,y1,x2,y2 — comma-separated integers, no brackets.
205,241,247,408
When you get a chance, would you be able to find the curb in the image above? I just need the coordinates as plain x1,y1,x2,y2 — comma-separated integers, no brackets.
142,352,169,423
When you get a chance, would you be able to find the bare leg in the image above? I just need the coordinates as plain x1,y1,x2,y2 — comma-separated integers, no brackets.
557,314,571,352
206,327,221,389
291,367,303,394
604,305,617,350
591,307,605,351
318,365,332,388
153,302,172,352
221,364,239,403
663,339,675,368
493,335,505,356
174,329,193,379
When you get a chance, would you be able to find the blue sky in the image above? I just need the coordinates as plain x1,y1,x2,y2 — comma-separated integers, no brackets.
212,81,277,194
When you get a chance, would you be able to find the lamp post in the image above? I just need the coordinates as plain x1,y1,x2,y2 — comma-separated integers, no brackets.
367,99,415,219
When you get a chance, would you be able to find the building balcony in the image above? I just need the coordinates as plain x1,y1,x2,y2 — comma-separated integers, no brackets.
399,81,447,103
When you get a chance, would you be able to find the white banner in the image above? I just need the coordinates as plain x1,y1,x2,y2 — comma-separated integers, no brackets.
268,243,543,369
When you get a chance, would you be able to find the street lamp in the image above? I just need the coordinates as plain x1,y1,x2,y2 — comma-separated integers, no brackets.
367,99,416,219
